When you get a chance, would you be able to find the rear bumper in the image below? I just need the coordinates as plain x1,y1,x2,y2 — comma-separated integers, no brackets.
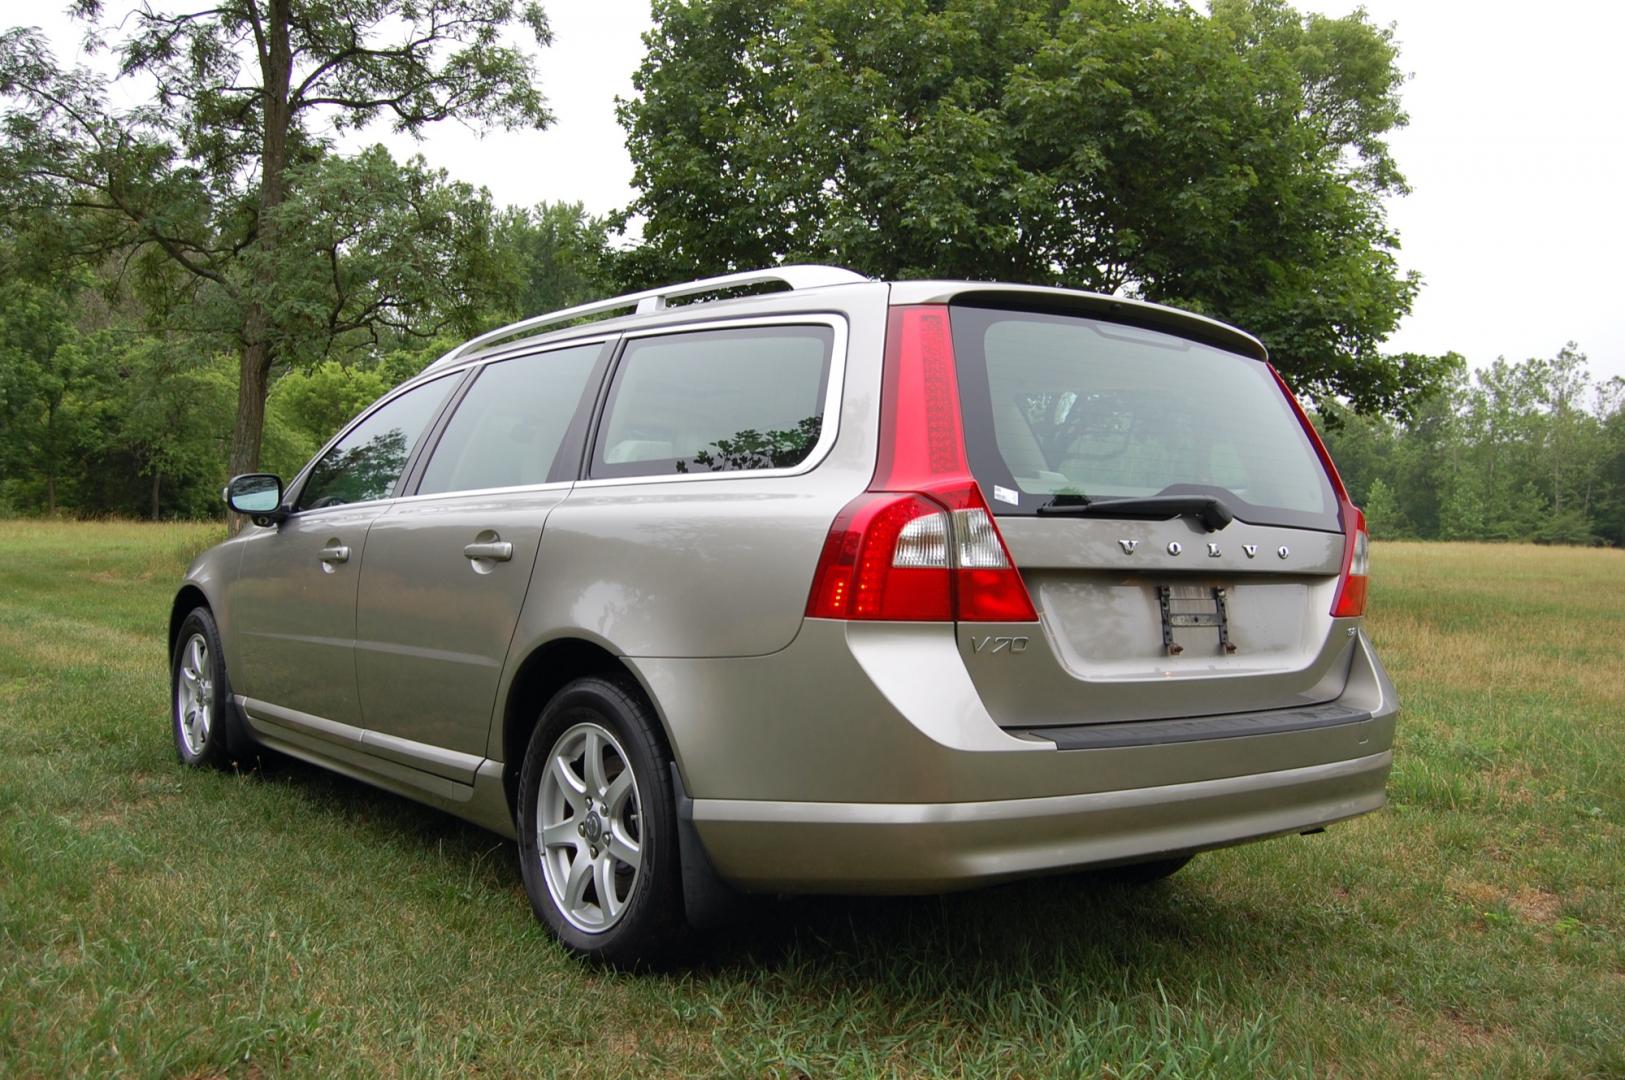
631,618,1398,892
692,749,1390,892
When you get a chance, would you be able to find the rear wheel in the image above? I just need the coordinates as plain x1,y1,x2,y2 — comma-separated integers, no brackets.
516,677,684,967
170,607,240,769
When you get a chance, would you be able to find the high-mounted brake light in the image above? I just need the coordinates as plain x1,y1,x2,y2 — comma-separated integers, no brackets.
806,306,1037,622
1266,364,1369,618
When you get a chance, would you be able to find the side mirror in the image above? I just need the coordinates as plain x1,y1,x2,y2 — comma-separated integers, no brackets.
224,473,286,526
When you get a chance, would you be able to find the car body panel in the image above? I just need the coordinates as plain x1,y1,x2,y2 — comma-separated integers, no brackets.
354,486,567,782
639,619,1395,892
228,505,383,730
487,290,889,684
631,618,1392,806
691,751,1391,893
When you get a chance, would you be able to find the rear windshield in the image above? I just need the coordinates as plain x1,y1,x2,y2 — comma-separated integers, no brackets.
951,306,1340,532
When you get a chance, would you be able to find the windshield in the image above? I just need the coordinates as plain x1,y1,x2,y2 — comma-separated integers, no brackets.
951,305,1340,532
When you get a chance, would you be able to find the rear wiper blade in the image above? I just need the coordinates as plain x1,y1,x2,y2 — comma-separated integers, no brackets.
1036,494,1235,532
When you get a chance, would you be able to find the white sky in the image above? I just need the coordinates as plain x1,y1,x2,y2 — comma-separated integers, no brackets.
22,0,1625,385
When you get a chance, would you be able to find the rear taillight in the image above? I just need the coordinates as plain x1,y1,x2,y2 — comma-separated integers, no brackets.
1266,364,1369,618
805,305,1037,623
1331,509,1369,618
806,493,952,620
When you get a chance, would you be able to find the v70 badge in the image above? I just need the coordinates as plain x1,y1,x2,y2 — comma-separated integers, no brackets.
971,635,1030,654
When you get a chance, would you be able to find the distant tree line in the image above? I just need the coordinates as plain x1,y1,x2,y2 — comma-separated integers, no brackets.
1317,347,1625,546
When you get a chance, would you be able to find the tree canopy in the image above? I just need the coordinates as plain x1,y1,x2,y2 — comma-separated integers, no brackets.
0,0,553,476
617,0,1450,415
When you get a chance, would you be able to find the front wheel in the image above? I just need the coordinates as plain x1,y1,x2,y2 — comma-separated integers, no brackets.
170,607,240,769
516,676,685,967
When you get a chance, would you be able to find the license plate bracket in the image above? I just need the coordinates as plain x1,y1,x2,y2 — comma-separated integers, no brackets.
1157,584,1237,656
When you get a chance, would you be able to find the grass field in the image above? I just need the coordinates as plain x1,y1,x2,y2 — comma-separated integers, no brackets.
1,521,1621,1078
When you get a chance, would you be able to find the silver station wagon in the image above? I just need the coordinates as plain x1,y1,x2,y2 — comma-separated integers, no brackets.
171,267,1398,965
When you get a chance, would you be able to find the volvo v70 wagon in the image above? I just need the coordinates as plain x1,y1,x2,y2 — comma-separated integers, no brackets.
171,266,1398,965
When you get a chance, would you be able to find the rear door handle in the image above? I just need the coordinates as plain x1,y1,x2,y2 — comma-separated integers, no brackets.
464,541,513,562
318,544,350,564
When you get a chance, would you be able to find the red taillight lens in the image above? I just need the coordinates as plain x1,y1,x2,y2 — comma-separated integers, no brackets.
1331,508,1369,618
806,493,952,620
806,305,1037,623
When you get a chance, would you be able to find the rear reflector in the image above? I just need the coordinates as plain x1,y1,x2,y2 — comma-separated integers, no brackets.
806,305,1037,623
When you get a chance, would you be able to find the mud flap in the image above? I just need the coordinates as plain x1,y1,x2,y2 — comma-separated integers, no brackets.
670,764,744,930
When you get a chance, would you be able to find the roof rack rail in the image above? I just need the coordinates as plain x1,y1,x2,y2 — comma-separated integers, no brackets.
426,264,868,370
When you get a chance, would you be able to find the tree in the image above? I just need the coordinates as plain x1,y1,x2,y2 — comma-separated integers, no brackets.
0,280,92,512
108,342,237,519
495,201,614,320
617,0,1452,415
1360,477,1410,539
0,0,552,479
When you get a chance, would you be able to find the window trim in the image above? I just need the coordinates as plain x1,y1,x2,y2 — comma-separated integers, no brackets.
574,314,849,489
399,337,615,501
282,368,468,519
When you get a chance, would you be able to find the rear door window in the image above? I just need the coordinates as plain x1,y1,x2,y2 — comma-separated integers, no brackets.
417,343,603,495
951,306,1339,531
590,324,834,479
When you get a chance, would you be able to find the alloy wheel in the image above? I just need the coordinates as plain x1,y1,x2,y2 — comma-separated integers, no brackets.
536,721,644,933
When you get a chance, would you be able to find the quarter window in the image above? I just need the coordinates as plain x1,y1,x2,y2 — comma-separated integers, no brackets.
294,374,455,512
591,325,834,479
418,344,602,495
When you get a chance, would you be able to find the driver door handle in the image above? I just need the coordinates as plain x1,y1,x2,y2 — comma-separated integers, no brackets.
464,541,513,562
317,544,350,564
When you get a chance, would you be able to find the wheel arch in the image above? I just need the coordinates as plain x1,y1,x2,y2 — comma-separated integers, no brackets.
499,636,675,818
169,584,212,659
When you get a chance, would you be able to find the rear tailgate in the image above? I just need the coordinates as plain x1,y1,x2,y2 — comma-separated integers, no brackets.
947,301,1355,728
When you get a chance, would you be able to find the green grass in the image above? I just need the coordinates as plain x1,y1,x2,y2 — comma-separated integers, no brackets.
1,522,1621,1078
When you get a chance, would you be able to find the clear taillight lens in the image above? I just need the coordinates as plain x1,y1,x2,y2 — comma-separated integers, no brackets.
894,511,950,568
1349,528,1369,577
952,508,1008,569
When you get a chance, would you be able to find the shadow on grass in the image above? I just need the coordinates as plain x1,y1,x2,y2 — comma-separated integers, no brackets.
232,745,1332,995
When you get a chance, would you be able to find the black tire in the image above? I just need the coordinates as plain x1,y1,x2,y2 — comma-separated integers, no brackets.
1101,853,1195,884
170,607,245,769
516,676,686,967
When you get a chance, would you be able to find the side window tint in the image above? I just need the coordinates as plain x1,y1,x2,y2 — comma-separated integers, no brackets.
418,344,602,495
295,374,455,511
592,325,834,479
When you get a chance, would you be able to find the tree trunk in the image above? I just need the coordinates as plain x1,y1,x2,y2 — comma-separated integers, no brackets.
150,469,162,520
226,0,294,484
44,398,59,514
228,340,274,478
